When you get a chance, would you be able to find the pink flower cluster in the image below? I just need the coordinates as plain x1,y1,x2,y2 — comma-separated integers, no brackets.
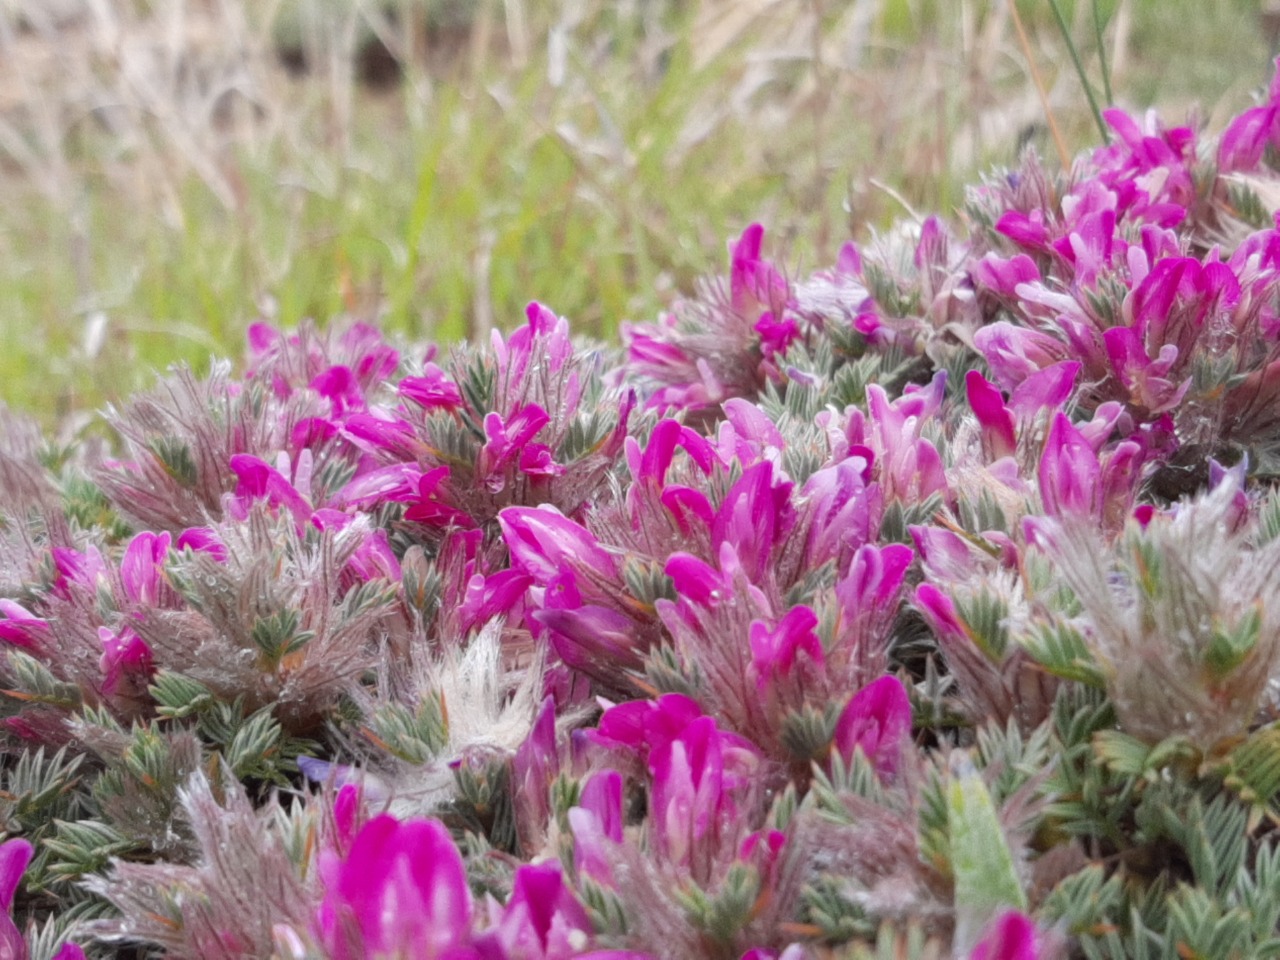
12,55,1280,960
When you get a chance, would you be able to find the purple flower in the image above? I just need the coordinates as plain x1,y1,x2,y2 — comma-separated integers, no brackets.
972,323,1071,393
800,456,880,571
711,462,794,583
969,911,1042,960
356,527,405,583
229,453,313,529
730,223,789,316
175,527,227,562
1008,361,1080,419
500,506,617,585
0,837,31,960
51,546,106,599
966,370,1017,460
343,413,427,461
830,543,914,685
317,814,475,960
971,252,1041,299
716,399,786,469
831,675,913,778
479,404,554,490
119,530,172,606
334,463,424,510
477,861,593,959
492,302,574,390
592,693,706,761
0,601,49,651
754,311,800,358
310,365,361,417
400,363,464,410
513,696,559,853
98,625,154,699
404,466,477,530
569,769,625,886
1038,414,1100,519
996,209,1050,250
1219,58,1280,172
865,374,948,504
458,569,532,636
749,605,824,693
648,715,762,883
625,418,716,489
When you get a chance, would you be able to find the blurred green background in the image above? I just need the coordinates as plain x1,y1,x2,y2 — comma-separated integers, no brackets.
0,0,1272,424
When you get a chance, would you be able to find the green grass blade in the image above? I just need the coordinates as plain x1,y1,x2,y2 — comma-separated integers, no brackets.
1092,0,1114,106
1048,0,1110,143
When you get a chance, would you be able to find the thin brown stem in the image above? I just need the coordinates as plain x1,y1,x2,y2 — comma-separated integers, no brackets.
1008,0,1072,172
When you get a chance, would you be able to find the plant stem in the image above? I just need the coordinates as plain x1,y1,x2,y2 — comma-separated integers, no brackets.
1008,0,1072,172
1048,0,1110,143
1091,0,1113,106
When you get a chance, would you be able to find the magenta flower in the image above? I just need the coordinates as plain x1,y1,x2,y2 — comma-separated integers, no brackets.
972,323,1071,394
966,370,1017,460
971,252,1041,300
339,323,400,387
754,311,800,358
749,605,824,693
1038,414,1100,519
800,456,881,571
715,399,786,469
310,365,362,418
501,506,617,585
316,814,475,960
830,543,914,685
0,601,49,651
625,418,716,489
501,506,658,687
1007,361,1080,419
648,715,762,884
1095,108,1195,225
591,693,706,762
1037,411,1146,530
51,546,106,599
479,404,553,490
494,302,574,389
119,530,172,606
404,466,477,529
730,223,789,316
831,675,913,779
711,461,794,583
0,837,31,960
333,463,424,510
399,362,464,410
228,453,313,529
568,769,625,885
995,209,1050,250
536,598,644,683
457,568,532,636
343,413,428,461
477,861,593,960
512,697,559,853
970,911,1043,960
911,526,986,583
176,526,228,561
1218,57,1280,172
345,527,402,584
864,374,949,504
97,625,155,698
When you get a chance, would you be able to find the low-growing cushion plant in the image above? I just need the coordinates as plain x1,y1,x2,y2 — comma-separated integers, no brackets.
10,49,1280,960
